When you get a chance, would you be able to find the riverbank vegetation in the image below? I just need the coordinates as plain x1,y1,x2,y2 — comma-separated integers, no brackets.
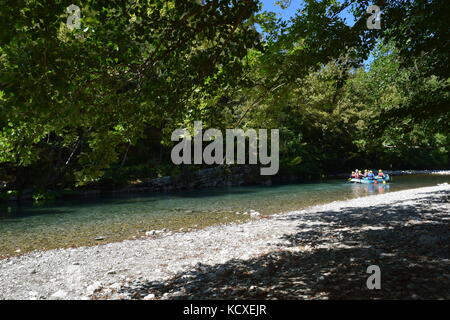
0,0,448,199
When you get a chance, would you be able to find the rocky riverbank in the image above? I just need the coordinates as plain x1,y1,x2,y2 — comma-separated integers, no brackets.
0,184,449,300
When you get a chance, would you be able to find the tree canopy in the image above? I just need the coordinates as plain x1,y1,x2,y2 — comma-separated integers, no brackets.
0,0,448,196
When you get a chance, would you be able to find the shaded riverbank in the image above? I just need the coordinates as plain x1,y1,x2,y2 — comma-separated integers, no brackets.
0,184,448,300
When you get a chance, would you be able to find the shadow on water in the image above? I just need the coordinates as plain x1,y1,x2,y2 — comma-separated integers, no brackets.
159,187,262,198
119,190,450,299
0,186,262,220
0,207,77,221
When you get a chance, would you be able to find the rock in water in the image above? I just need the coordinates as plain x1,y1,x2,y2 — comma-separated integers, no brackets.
250,211,261,218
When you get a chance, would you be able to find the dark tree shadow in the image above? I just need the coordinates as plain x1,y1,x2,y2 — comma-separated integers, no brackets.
116,190,450,300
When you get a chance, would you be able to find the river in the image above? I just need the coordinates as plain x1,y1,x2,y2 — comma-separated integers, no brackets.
0,174,448,258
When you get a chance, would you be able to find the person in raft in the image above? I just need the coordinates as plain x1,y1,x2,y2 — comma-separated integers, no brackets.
364,169,369,177
377,169,385,178
351,171,356,178
367,170,375,180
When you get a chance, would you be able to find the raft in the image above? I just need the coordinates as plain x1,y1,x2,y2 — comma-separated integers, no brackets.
349,174,390,184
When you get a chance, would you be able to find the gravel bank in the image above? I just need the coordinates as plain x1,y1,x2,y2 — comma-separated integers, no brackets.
1,184,449,300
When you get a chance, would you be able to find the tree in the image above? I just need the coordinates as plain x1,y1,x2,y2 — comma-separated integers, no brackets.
0,0,260,189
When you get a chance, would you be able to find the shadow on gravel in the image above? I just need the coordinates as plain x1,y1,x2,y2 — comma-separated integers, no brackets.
119,190,450,300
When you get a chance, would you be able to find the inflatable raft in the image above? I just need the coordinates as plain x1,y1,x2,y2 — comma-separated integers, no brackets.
349,174,390,184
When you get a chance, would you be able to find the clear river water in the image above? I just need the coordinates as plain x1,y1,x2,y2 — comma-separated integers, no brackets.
0,174,448,258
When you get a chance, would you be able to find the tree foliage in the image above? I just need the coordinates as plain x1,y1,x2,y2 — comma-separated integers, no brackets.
0,0,448,194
